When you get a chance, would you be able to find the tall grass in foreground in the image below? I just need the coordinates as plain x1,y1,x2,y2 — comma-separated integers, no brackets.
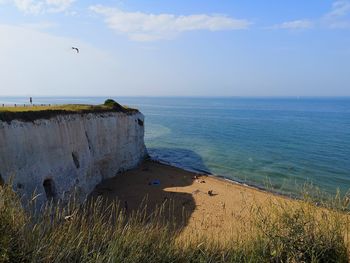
0,183,349,263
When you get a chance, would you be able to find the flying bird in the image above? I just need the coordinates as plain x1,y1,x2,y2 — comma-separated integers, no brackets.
72,47,79,53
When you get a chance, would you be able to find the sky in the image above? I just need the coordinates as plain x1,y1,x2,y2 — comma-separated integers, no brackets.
0,0,349,97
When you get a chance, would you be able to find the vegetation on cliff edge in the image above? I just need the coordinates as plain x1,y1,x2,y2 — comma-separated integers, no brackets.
0,99,138,122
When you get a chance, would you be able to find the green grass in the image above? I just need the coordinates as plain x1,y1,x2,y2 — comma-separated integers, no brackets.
1,183,349,263
0,100,138,122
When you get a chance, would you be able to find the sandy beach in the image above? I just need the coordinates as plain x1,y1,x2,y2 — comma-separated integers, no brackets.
91,160,294,240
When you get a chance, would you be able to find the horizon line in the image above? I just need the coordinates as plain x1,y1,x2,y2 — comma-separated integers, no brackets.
1,95,350,99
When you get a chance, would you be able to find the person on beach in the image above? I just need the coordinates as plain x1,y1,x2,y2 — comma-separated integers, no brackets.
29,97,32,105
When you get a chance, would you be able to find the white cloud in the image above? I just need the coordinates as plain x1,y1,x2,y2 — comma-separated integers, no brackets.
323,0,350,28
326,0,350,18
89,5,251,41
2,0,75,14
271,19,314,30
271,1,350,31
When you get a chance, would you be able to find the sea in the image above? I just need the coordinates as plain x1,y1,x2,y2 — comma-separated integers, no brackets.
1,96,350,196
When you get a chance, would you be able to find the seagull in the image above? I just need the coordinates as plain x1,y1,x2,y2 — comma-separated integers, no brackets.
72,47,79,53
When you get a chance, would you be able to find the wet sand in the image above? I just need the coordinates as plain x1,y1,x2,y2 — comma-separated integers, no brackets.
91,160,293,239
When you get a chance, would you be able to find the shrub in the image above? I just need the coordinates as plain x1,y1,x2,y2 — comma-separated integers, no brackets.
104,99,125,111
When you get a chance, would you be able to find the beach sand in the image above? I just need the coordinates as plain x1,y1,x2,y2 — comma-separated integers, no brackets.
90,160,293,240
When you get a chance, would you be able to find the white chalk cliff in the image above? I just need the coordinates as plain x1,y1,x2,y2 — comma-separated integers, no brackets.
0,111,146,204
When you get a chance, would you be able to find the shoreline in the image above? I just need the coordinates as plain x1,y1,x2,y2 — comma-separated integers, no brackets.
149,157,299,202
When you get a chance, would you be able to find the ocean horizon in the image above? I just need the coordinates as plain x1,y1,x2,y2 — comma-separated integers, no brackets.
1,96,349,196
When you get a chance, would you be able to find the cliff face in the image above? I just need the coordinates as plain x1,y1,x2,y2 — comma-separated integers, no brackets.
0,111,146,204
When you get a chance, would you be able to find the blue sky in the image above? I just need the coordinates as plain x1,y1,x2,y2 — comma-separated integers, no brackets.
0,0,349,96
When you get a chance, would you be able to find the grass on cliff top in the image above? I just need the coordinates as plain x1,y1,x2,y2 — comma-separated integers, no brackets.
1,182,349,263
0,99,138,122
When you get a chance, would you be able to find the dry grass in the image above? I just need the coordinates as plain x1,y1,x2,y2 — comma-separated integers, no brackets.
0,104,107,113
0,100,137,122
0,183,349,263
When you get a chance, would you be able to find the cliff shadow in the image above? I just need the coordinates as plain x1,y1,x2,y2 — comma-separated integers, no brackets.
89,148,211,231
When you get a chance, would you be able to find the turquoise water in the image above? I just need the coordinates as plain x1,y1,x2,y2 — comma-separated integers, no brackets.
1,97,350,195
